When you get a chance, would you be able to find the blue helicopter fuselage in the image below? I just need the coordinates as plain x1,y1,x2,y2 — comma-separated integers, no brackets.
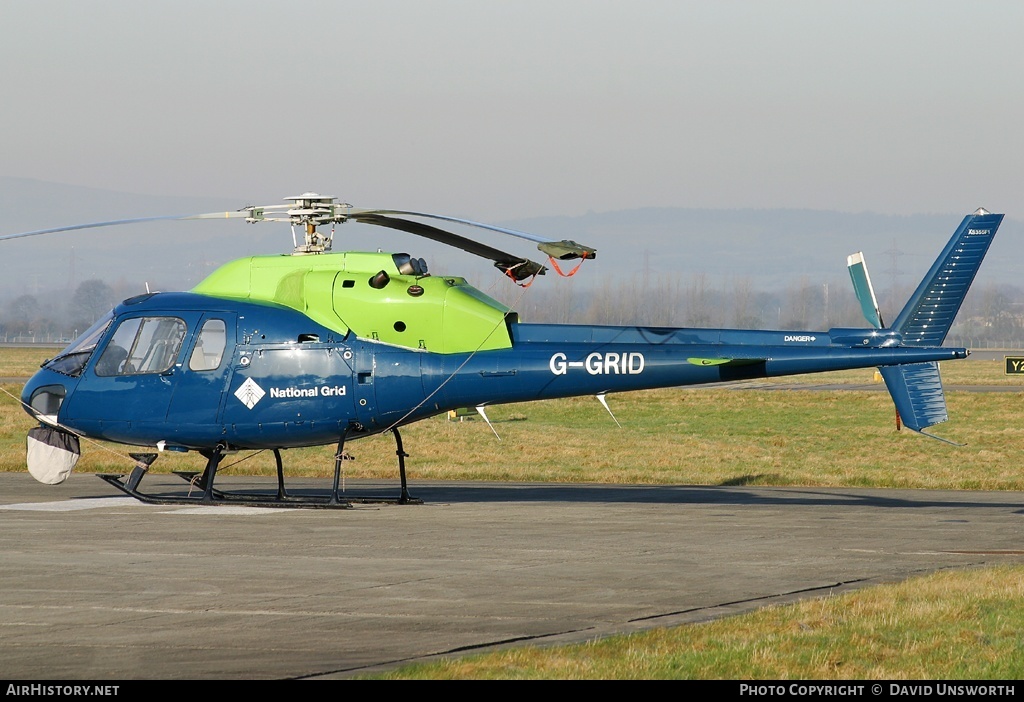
10,204,1002,506
20,289,965,452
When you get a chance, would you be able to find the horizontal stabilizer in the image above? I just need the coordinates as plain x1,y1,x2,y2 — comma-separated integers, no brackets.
878,362,949,434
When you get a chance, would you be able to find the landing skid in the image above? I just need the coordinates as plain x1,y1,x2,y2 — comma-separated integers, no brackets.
96,427,422,509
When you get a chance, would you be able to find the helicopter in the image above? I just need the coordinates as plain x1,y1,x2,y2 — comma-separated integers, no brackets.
4,194,1002,509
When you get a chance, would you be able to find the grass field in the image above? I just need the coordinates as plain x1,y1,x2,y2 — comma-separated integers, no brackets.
4,346,1023,679
361,564,1024,680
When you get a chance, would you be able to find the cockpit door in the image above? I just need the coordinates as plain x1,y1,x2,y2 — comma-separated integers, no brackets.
61,312,202,438
166,313,237,427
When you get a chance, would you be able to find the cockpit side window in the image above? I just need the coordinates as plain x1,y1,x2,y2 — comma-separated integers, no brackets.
188,319,227,371
95,316,186,376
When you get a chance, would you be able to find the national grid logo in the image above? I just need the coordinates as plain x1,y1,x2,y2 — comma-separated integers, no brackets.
234,377,265,409
234,378,348,409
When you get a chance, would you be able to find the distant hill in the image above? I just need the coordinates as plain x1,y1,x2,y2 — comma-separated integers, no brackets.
1,177,1018,305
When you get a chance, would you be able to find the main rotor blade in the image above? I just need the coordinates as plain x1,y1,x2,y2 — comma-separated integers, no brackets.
0,211,248,242
352,213,546,280
0,198,596,265
347,208,597,261
347,208,553,245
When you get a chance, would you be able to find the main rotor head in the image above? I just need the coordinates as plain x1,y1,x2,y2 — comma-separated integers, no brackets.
244,192,352,253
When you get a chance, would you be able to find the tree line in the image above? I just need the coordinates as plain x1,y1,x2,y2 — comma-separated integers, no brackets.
2,274,1022,346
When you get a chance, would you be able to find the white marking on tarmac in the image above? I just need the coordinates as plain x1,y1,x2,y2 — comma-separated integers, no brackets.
170,506,290,515
1,497,151,511
1,498,288,515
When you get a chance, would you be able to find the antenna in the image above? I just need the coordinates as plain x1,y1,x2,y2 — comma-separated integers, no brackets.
596,393,621,428
475,405,501,440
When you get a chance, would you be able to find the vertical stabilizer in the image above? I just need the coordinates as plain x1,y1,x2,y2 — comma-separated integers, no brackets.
890,209,1002,346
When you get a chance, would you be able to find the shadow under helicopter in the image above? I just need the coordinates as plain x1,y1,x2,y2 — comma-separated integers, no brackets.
71,476,1024,515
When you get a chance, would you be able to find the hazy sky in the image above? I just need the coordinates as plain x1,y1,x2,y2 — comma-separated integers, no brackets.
2,1,1021,221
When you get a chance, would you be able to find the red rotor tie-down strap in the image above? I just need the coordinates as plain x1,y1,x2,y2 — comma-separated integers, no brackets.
504,266,538,288
547,253,590,277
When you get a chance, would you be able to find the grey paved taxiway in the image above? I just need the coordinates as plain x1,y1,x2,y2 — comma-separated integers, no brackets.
2,473,1023,679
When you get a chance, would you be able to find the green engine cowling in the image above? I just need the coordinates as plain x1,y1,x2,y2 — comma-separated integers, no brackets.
192,251,514,353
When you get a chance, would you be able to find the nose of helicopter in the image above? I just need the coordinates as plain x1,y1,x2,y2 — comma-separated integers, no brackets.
22,368,84,486
20,368,71,425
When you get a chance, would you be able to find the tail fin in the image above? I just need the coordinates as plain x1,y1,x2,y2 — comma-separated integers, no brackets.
890,208,1003,346
846,209,1003,441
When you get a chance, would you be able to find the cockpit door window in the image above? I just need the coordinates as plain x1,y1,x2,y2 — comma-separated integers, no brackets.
95,317,187,376
188,319,227,371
